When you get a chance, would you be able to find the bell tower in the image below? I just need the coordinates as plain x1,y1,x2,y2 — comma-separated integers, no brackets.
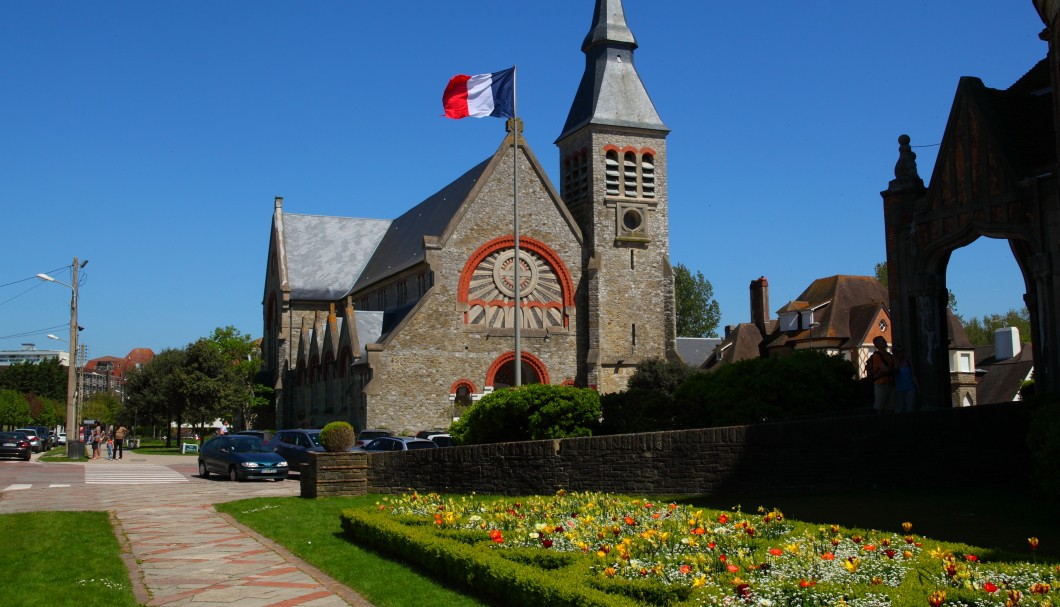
556,0,675,393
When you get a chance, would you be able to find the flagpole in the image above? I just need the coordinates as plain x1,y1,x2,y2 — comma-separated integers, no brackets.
512,64,522,387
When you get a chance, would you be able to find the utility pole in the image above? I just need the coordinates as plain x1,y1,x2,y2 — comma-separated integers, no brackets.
66,258,81,459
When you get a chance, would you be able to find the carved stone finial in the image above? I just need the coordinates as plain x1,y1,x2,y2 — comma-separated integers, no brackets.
888,134,925,191
506,117,524,134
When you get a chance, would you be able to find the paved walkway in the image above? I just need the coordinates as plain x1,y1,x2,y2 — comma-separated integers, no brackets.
0,452,374,607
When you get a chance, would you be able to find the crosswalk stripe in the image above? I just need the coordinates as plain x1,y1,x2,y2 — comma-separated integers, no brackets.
86,464,188,485
2,484,32,491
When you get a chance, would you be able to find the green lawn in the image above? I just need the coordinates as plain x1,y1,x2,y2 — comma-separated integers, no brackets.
0,511,140,606
216,496,488,607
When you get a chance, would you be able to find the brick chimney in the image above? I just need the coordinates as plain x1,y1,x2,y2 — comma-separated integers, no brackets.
750,276,770,334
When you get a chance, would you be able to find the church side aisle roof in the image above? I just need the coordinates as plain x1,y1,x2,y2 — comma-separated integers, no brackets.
284,214,392,300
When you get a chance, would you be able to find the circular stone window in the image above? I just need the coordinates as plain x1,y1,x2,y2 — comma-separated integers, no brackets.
622,208,643,232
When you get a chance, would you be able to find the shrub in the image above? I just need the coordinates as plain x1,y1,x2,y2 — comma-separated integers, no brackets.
675,350,859,427
450,384,601,445
319,421,355,452
599,388,680,434
626,357,697,398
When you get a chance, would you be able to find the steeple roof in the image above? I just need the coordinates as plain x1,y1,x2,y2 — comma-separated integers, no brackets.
557,0,668,142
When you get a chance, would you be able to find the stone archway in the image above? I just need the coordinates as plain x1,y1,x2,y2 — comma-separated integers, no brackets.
882,122,1054,405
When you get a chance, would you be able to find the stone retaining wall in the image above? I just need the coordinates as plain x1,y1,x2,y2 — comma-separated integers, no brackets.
361,403,1031,496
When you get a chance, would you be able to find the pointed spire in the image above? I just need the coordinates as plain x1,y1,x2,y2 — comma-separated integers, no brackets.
582,0,637,52
557,0,667,142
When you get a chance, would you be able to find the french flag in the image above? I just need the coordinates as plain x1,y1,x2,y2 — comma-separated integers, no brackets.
442,67,515,119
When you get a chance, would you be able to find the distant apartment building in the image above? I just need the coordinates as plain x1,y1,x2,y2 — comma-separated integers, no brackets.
0,343,70,367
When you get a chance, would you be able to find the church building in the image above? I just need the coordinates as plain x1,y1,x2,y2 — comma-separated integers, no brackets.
261,0,676,433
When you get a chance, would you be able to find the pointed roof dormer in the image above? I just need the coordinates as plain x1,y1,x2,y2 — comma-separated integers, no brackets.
557,0,668,142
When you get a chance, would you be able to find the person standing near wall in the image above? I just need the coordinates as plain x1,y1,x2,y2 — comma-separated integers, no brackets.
868,336,896,412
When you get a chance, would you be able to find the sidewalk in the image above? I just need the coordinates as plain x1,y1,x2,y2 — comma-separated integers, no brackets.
3,451,374,607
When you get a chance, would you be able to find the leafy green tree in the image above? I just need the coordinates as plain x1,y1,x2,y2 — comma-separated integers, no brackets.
0,357,67,400
0,389,31,429
125,348,188,446
674,263,721,338
203,326,270,430
963,308,1032,346
600,359,698,434
82,391,122,426
450,384,601,445
27,395,62,428
675,350,859,428
627,358,697,398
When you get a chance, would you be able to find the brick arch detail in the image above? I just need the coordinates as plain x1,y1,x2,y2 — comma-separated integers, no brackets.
484,351,551,388
449,378,478,395
457,236,575,307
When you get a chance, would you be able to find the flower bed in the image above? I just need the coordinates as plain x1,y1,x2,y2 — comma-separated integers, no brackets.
340,491,1057,607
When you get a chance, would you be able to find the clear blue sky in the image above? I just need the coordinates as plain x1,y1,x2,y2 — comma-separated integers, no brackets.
0,1,1046,359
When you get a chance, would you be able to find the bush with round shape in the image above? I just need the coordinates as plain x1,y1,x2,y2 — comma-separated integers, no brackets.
450,384,601,445
320,421,355,452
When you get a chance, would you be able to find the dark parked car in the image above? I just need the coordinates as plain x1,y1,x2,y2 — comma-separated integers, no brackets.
235,430,274,445
355,429,392,447
0,431,32,461
272,429,325,468
198,435,288,481
27,426,52,450
359,436,438,452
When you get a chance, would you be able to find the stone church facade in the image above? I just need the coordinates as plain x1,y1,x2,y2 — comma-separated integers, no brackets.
261,0,677,434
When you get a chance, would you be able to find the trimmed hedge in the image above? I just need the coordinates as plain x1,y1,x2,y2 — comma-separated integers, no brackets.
339,509,681,607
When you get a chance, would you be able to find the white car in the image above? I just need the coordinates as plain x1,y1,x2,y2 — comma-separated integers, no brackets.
57,432,67,445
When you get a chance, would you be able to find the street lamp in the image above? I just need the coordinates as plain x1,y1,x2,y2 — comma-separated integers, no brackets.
38,258,88,460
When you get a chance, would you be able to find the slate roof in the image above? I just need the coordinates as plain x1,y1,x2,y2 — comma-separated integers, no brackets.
781,275,888,348
975,343,1034,404
558,0,667,141
282,214,392,300
351,157,493,294
675,337,722,367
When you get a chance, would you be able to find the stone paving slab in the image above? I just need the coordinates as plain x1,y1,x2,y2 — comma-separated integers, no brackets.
0,453,375,607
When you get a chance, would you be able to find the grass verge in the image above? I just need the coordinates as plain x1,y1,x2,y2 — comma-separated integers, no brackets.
0,511,140,607
216,496,487,607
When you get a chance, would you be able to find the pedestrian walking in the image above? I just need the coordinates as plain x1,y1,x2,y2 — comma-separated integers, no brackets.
90,423,102,460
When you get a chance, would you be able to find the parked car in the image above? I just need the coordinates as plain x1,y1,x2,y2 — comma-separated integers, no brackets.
355,429,392,447
198,435,288,481
235,430,274,445
57,432,67,445
0,431,32,461
359,436,438,452
12,428,44,453
425,433,453,448
272,429,325,468
28,426,52,450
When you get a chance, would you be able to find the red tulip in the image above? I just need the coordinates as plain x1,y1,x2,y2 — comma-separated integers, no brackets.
983,582,998,593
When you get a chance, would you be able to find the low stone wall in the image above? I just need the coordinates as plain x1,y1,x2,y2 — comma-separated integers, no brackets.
363,403,1033,497
300,451,368,498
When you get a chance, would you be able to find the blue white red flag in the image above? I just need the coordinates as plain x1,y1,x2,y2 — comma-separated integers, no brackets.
442,67,515,119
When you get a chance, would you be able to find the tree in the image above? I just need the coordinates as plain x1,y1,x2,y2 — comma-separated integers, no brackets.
0,357,67,400
963,308,1032,346
0,389,31,429
449,384,601,445
82,391,122,426
203,326,270,430
674,263,721,338
124,348,188,445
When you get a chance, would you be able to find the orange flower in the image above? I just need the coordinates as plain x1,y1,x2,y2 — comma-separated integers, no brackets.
603,567,617,578
1029,537,1040,551
718,514,729,524
693,527,706,535
902,521,913,533
727,564,740,573
679,564,692,575
863,544,878,551
1031,583,1051,595
851,534,863,544
928,590,946,607
871,576,883,586
769,548,783,556
489,529,504,544
983,582,998,593
799,579,817,588
964,554,978,562
821,552,835,560
624,516,636,526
